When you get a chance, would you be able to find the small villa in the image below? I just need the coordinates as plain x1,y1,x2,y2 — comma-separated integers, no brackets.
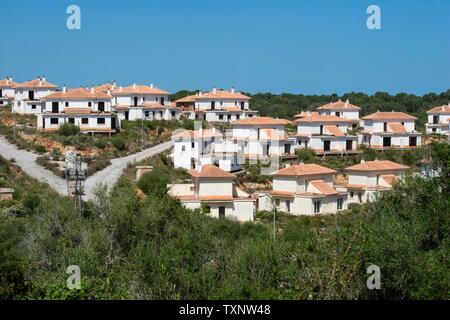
316,99,361,129
294,112,358,155
359,111,422,149
112,83,180,123
231,116,295,159
37,87,117,134
345,159,408,204
258,163,348,215
12,77,58,114
168,164,255,222
174,87,258,122
426,103,450,136
171,128,242,172
0,76,18,106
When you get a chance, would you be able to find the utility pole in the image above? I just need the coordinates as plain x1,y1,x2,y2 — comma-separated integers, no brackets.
65,151,87,216
141,110,144,151
12,106,16,143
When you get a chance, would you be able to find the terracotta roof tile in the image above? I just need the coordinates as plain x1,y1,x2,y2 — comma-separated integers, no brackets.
310,179,338,195
324,124,345,137
427,104,450,114
317,99,361,111
380,174,398,186
0,78,19,88
361,111,416,121
387,122,407,134
232,116,290,126
112,84,169,95
14,78,58,89
44,88,112,100
189,164,235,179
273,164,337,176
295,112,349,123
173,129,222,140
346,160,408,172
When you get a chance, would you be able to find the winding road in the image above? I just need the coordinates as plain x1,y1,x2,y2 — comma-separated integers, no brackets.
0,136,173,200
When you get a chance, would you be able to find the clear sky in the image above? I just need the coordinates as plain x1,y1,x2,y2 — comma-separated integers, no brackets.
1,0,449,95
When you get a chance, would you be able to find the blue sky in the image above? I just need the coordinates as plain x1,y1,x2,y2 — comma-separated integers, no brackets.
1,0,449,95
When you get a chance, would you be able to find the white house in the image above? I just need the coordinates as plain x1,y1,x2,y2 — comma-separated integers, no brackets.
174,87,258,122
171,128,242,172
12,77,58,114
112,83,181,123
258,163,348,215
36,87,117,134
168,164,255,222
294,112,358,154
231,116,295,159
0,76,18,106
426,103,450,135
345,160,408,204
316,99,361,129
359,111,422,149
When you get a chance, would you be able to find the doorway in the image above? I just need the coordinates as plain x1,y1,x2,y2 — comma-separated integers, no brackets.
383,137,391,147
409,136,417,147
218,206,225,219
324,140,331,152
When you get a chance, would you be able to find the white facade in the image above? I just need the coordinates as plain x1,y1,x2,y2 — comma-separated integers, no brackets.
12,77,58,114
0,76,17,106
171,129,241,172
258,164,347,216
359,112,422,149
168,164,255,222
426,104,450,135
345,160,408,204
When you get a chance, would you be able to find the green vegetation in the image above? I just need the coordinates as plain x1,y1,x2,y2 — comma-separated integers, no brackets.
0,143,448,299
58,123,80,137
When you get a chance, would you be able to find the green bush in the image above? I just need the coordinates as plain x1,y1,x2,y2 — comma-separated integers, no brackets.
33,145,46,154
93,140,108,149
296,148,316,163
112,136,126,151
58,123,80,137
137,169,169,195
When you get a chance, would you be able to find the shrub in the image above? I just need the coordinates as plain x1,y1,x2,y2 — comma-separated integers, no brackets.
296,148,316,163
58,123,80,137
137,169,169,195
33,145,46,154
112,136,126,151
93,140,108,149
21,193,41,213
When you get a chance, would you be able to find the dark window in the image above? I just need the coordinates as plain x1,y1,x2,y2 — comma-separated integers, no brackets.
52,102,59,113
350,191,354,198
98,102,105,112
219,114,224,120
211,101,215,110
171,111,176,117
28,91,34,100
240,101,245,110
346,140,353,150
133,97,138,106
0,89,2,97
125,111,129,120
383,137,391,147
191,142,195,148
320,125,323,135
82,118,88,124
432,128,437,133
88,102,92,107
409,136,417,147
68,118,75,124
31,105,36,110
160,97,165,105
97,118,105,124
337,198,343,211
336,112,341,117
433,116,439,124
236,114,240,120
145,111,150,117
314,200,321,214
65,102,69,107
383,122,387,132
324,140,331,152
227,114,231,120
285,200,290,213
50,118,58,125
358,193,362,203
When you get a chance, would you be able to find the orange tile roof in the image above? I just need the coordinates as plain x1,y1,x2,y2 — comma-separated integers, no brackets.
270,190,296,197
174,90,250,103
0,78,18,88
94,83,117,92
189,164,235,179
273,164,337,176
380,174,398,186
232,116,290,126
317,99,361,111
173,129,222,139
295,112,349,123
361,111,416,121
427,104,450,114
387,122,407,134
43,88,112,100
14,78,58,89
260,128,286,140
324,124,345,137
310,179,338,195
346,160,408,172
112,84,169,95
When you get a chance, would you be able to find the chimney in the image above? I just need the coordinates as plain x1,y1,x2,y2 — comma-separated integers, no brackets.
133,83,137,89
285,163,291,168
212,87,217,94
42,76,46,82
345,99,349,106
112,81,116,89
90,87,95,94
7,76,12,83
231,87,235,94
107,89,111,96
119,86,123,92
39,77,43,86
374,158,379,162
299,161,304,165
150,83,154,89
62,85,67,93
199,91,203,96
360,159,366,164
